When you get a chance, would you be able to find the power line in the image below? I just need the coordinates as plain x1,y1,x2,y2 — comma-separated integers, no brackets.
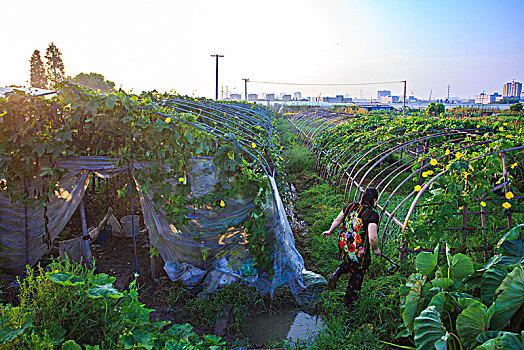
247,79,406,86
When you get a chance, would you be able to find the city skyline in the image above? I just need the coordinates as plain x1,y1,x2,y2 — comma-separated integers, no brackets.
2,0,523,99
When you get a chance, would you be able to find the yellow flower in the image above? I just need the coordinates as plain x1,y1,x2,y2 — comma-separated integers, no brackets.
511,162,517,169
499,126,504,132
503,122,507,126
178,177,184,183
414,185,421,192
430,159,438,166
427,170,434,175
507,134,514,138
506,192,514,200
165,117,171,123
476,124,480,128
422,172,428,178
455,152,463,159
464,172,470,178
53,270,59,274
480,201,486,207
468,164,474,171
251,142,257,149
220,200,225,207
445,149,450,155
459,206,463,210
502,202,511,209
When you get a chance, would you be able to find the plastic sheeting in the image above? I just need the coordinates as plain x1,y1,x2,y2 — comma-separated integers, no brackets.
0,156,325,304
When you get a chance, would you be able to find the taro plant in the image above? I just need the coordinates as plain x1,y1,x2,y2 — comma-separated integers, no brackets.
394,224,524,350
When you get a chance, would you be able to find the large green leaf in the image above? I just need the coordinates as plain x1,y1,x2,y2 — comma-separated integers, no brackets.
416,244,439,276
450,293,486,313
402,275,426,333
481,266,508,306
475,331,524,350
0,306,32,343
86,283,124,299
119,328,155,350
414,306,449,350
499,240,524,259
61,340,82,350
46,271,85,286
88,273,116,286
456,306,489,350
450,253,475,280
431,278,455,290
490,266,524,330
496,224,524,250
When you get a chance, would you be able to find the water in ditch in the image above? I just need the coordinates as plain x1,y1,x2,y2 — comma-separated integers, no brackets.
245,309,325,347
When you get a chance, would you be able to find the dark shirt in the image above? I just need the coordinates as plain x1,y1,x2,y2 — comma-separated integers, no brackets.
340,203,380,268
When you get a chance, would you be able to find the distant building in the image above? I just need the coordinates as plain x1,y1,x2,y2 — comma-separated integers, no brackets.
503,80,522,99
357,102,393,112
293,92,302,100
475,92,500,104
265,93,275,101
281,94,292,101
383,96,400,103
377,90,391,103
229,93,242,101
247,93,258,101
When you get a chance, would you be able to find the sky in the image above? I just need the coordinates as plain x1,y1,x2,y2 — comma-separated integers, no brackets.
2,0,524,100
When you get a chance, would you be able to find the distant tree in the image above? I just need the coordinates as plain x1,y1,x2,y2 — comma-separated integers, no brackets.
29,50,47,88
509,102,522,113
72,72,115,93
436,103,445,115
44,42,65,88
427,102,445,116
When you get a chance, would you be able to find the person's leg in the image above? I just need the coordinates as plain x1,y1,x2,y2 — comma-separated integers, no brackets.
327,260,350,290
344,264,366,309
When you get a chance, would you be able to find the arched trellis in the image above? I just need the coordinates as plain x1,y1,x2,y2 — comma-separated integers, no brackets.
287,109,523,263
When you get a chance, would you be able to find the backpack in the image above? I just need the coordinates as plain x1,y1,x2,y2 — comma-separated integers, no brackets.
338,203,371,266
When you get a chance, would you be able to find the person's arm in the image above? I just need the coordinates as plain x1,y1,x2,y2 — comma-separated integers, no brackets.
368,223,381,255
321,210,345,238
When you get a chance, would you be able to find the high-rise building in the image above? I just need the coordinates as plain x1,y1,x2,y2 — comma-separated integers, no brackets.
503,80,522,99
377,90,391,102
293,92,302,100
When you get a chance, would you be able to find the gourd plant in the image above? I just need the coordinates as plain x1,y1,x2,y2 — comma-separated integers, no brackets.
395,224,524,350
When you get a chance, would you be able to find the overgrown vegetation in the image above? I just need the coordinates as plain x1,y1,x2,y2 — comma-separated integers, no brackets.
0,259,226,349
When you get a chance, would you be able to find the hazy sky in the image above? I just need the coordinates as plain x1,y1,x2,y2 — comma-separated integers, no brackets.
2,0,523,99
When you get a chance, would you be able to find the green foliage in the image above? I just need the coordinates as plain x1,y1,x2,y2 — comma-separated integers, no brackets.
397,227,524,349
0,86,279,272
0,259,225,349
29,50,47,89
426,102,445,116
509,102,522,112
44,42,65,89
183,280,266,333
72,72,115,93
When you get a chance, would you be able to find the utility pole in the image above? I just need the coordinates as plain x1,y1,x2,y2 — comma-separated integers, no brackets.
242,78,249,101
210,54,224,100
447,84,450,102
403,80,407,112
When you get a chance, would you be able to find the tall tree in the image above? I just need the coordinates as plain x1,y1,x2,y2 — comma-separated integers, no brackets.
44,42,65,89
29,50,47,88
72,72,115,93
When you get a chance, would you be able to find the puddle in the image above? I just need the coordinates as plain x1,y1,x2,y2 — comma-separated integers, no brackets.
245,310,325,347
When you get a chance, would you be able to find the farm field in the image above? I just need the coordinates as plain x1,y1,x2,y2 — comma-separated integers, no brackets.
0,87,523,349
